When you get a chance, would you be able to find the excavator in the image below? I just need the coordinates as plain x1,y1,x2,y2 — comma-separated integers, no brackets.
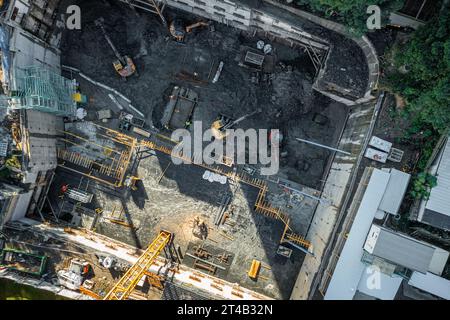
95,18,137,80
211,108,262,140
169,19,211,42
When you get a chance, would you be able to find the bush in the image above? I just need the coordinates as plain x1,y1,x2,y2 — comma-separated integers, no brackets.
385,3,450,134
295,0,403,35
410,172,438,200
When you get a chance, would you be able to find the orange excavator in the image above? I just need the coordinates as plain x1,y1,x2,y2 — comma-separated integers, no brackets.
169,19,211,42
95,18,137,80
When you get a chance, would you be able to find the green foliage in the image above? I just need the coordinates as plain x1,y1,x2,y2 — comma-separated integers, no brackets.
385,3,450,133
295,0,403,35
5,156,20,170
410,172,438,200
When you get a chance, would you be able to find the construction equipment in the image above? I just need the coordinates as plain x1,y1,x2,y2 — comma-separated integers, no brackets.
103,230,171,300
169,19,211,41
0,249,47,277
192,216,208,240
248,260,261,279
211,108,262,140
57,258,91,291
124,175,140,191
186,21,210,33
95,18,137,80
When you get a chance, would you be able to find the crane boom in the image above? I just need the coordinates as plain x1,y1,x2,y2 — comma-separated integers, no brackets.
103,231,172,300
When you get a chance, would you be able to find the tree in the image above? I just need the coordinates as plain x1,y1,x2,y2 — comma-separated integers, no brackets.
385,3,450,133
410,172,437,200
295,0,403,35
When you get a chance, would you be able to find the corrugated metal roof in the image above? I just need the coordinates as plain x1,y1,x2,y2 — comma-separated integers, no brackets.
426,137,450,217
422,209,450,231
379,169,411,215
408,272,450,300
372,227,435,273
428,247,450,276
357,266,402,300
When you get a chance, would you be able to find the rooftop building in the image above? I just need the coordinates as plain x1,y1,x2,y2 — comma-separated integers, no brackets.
324,168,449,300
417,136,450,231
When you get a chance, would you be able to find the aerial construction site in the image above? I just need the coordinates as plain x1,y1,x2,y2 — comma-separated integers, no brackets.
4,0,446,302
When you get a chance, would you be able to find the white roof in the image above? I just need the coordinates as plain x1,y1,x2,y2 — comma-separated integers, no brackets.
357,266,403,300
365,148,388,163
369,136,392,153
379,169,411,215
426,138,450,217
428,247,450,276
408,272,450,300
325,169,391,300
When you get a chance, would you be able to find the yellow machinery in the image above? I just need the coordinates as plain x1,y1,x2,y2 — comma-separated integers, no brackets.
169,20,210,41
95,18,137,80
186,21,210,33
248,260,261,279
103,231,172,300
124,175,140,191
211,109,262,140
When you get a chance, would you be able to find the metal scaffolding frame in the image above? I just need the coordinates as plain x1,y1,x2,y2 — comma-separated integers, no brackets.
57,124,136,187
8,66,77,116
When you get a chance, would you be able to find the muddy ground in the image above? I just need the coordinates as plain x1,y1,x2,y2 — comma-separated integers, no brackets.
59,0,347,190
54,0,360,300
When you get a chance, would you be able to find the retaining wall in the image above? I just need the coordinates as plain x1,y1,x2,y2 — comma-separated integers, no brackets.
161,0,379,106
165,0,330,51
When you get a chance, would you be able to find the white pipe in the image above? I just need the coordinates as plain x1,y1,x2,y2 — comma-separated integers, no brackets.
62,65,131,103
295,137,351,155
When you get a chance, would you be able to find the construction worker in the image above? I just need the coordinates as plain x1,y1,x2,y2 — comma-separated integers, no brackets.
61,184,69,193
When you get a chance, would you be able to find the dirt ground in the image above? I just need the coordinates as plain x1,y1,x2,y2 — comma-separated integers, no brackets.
60,0,347,190
53,0,354,299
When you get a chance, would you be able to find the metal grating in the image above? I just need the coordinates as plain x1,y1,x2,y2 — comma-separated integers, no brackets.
9,66,76,116
245,51,265,67
0,139,7,157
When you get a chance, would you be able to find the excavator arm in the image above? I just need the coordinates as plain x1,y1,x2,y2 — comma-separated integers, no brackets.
95,18,124,65
186,21,209,33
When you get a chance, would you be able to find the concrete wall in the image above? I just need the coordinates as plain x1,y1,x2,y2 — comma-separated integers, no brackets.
164,0,330,51
5,0,61,90
0,1,62,226
290,99,379,299
263,0,379,105
2,190,34,223
4,0,62,44
161,0,378,106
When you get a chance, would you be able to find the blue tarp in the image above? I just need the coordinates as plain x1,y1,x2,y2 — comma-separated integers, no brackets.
0,23,11,86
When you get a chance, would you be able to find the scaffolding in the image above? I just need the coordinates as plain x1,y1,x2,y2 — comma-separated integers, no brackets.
8,66,77,117
57,124,136,187
119,0,167,25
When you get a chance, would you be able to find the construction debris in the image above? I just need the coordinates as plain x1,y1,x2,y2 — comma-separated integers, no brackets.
192,217,208,240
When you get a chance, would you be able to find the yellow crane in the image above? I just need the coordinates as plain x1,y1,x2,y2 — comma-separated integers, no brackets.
103,231,172,300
